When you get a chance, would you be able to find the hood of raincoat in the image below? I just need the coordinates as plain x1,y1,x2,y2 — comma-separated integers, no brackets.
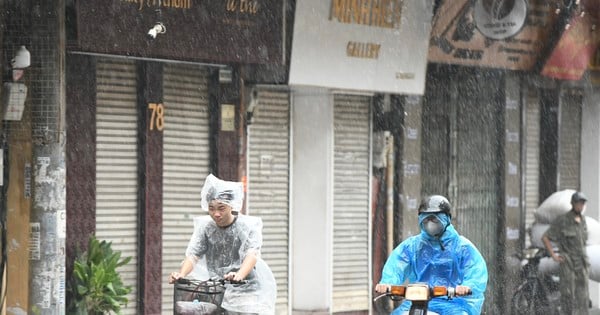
418,212,451,239
200,174,244,212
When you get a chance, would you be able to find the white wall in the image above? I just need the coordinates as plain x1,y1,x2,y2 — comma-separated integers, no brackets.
290,87,333,314
581,87,600,307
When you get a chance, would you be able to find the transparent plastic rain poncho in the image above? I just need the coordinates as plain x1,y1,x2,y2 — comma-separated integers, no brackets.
380,213,488,315
185,175,277,315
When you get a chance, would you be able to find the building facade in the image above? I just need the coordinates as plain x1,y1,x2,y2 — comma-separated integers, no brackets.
1,0,600,314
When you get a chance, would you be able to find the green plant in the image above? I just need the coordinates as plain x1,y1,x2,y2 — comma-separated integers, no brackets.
67,236,132,315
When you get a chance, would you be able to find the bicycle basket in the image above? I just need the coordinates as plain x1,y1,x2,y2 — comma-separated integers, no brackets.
173,279,225,315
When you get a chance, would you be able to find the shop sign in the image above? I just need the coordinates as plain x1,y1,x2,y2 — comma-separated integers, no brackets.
73,0,284,65
428,0,557,70
472,0,528,40
542,11,600,80
288,0,434,95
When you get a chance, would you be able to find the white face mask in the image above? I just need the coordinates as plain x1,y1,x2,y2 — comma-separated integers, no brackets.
424,220,443,236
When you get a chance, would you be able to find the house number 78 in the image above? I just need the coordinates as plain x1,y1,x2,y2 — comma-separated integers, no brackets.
148,103,164,131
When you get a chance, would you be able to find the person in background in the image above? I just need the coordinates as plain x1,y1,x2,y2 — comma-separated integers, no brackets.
375,195,488,315
169,174,277,315
542,191,590,315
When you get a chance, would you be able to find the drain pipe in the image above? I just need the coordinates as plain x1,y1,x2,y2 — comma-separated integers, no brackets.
386,133,395,255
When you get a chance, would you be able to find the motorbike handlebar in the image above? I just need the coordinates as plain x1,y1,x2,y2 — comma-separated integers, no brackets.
373,284,472,302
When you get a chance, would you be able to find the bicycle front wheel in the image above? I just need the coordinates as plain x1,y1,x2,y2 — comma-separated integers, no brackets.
511,280,537,315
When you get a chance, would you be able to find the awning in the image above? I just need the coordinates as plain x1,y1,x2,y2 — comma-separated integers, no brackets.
541,0,600,80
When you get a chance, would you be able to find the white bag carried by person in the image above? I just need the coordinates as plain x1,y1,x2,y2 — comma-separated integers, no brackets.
533,189,576,224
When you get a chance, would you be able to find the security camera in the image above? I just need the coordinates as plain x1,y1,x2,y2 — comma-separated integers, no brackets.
246,88,259,124
147,22,166,39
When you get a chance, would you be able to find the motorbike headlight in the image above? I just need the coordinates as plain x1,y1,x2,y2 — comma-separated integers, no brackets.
404,284,430,301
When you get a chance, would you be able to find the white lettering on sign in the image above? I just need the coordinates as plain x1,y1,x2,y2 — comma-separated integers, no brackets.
120,0,192,11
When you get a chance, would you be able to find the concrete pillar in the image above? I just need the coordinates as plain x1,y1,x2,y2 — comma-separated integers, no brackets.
582,87,600,307
28,0,66,313
290,87,333,314
30,145,66,314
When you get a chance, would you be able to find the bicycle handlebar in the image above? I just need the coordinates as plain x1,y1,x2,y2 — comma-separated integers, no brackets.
176,277,248,286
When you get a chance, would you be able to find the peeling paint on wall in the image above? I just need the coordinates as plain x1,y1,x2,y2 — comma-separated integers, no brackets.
29,222,41,260
34,157,66,212
6,306,27,315
30,145,67,314
24,162,31,199
8,238,20,252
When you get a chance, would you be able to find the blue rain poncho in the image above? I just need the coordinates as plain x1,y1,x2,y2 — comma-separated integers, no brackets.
380,214,488,315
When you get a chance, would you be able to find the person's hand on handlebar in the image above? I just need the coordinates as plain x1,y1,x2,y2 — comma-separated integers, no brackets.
169,272,182,284
375,283,391,294
224,271,245,282
455,285,472,296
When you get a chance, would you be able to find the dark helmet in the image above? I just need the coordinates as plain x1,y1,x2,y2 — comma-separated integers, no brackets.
418,195,452,218
571,191,588,204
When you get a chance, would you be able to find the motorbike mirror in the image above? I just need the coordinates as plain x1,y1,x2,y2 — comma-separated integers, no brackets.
432,286,448,297
405,284,430,301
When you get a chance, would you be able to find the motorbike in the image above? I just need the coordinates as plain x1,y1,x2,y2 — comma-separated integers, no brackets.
373,283,471,315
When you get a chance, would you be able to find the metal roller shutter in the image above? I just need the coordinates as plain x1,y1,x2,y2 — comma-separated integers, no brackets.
422,67,502,313
558,90,582,190
95,58,139,314
454,73,502,313
247,88,291,315
332,94,371,313
524,89,540,247
161,64,211,314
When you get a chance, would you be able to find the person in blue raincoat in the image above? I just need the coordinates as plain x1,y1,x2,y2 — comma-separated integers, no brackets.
375,195,488,315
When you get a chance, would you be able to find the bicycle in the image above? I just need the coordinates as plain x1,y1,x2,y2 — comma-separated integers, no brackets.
511,247,561,315
373,283,471,315
173,277,247,315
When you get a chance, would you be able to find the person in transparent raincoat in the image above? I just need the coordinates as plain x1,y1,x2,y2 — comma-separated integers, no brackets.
375,195,488,315
169,174,277,315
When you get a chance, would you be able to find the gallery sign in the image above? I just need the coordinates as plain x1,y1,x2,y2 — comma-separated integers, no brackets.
428,0,558,70
73,0,285,64
288,0,434,95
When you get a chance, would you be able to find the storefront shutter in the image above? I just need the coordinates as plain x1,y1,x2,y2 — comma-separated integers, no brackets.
422,67,502,313
332,94,371,313
524,89,541,247
558,90,582,190
95,58,139,314
455,74,502,313
247,88,291,314
161,64,211,314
